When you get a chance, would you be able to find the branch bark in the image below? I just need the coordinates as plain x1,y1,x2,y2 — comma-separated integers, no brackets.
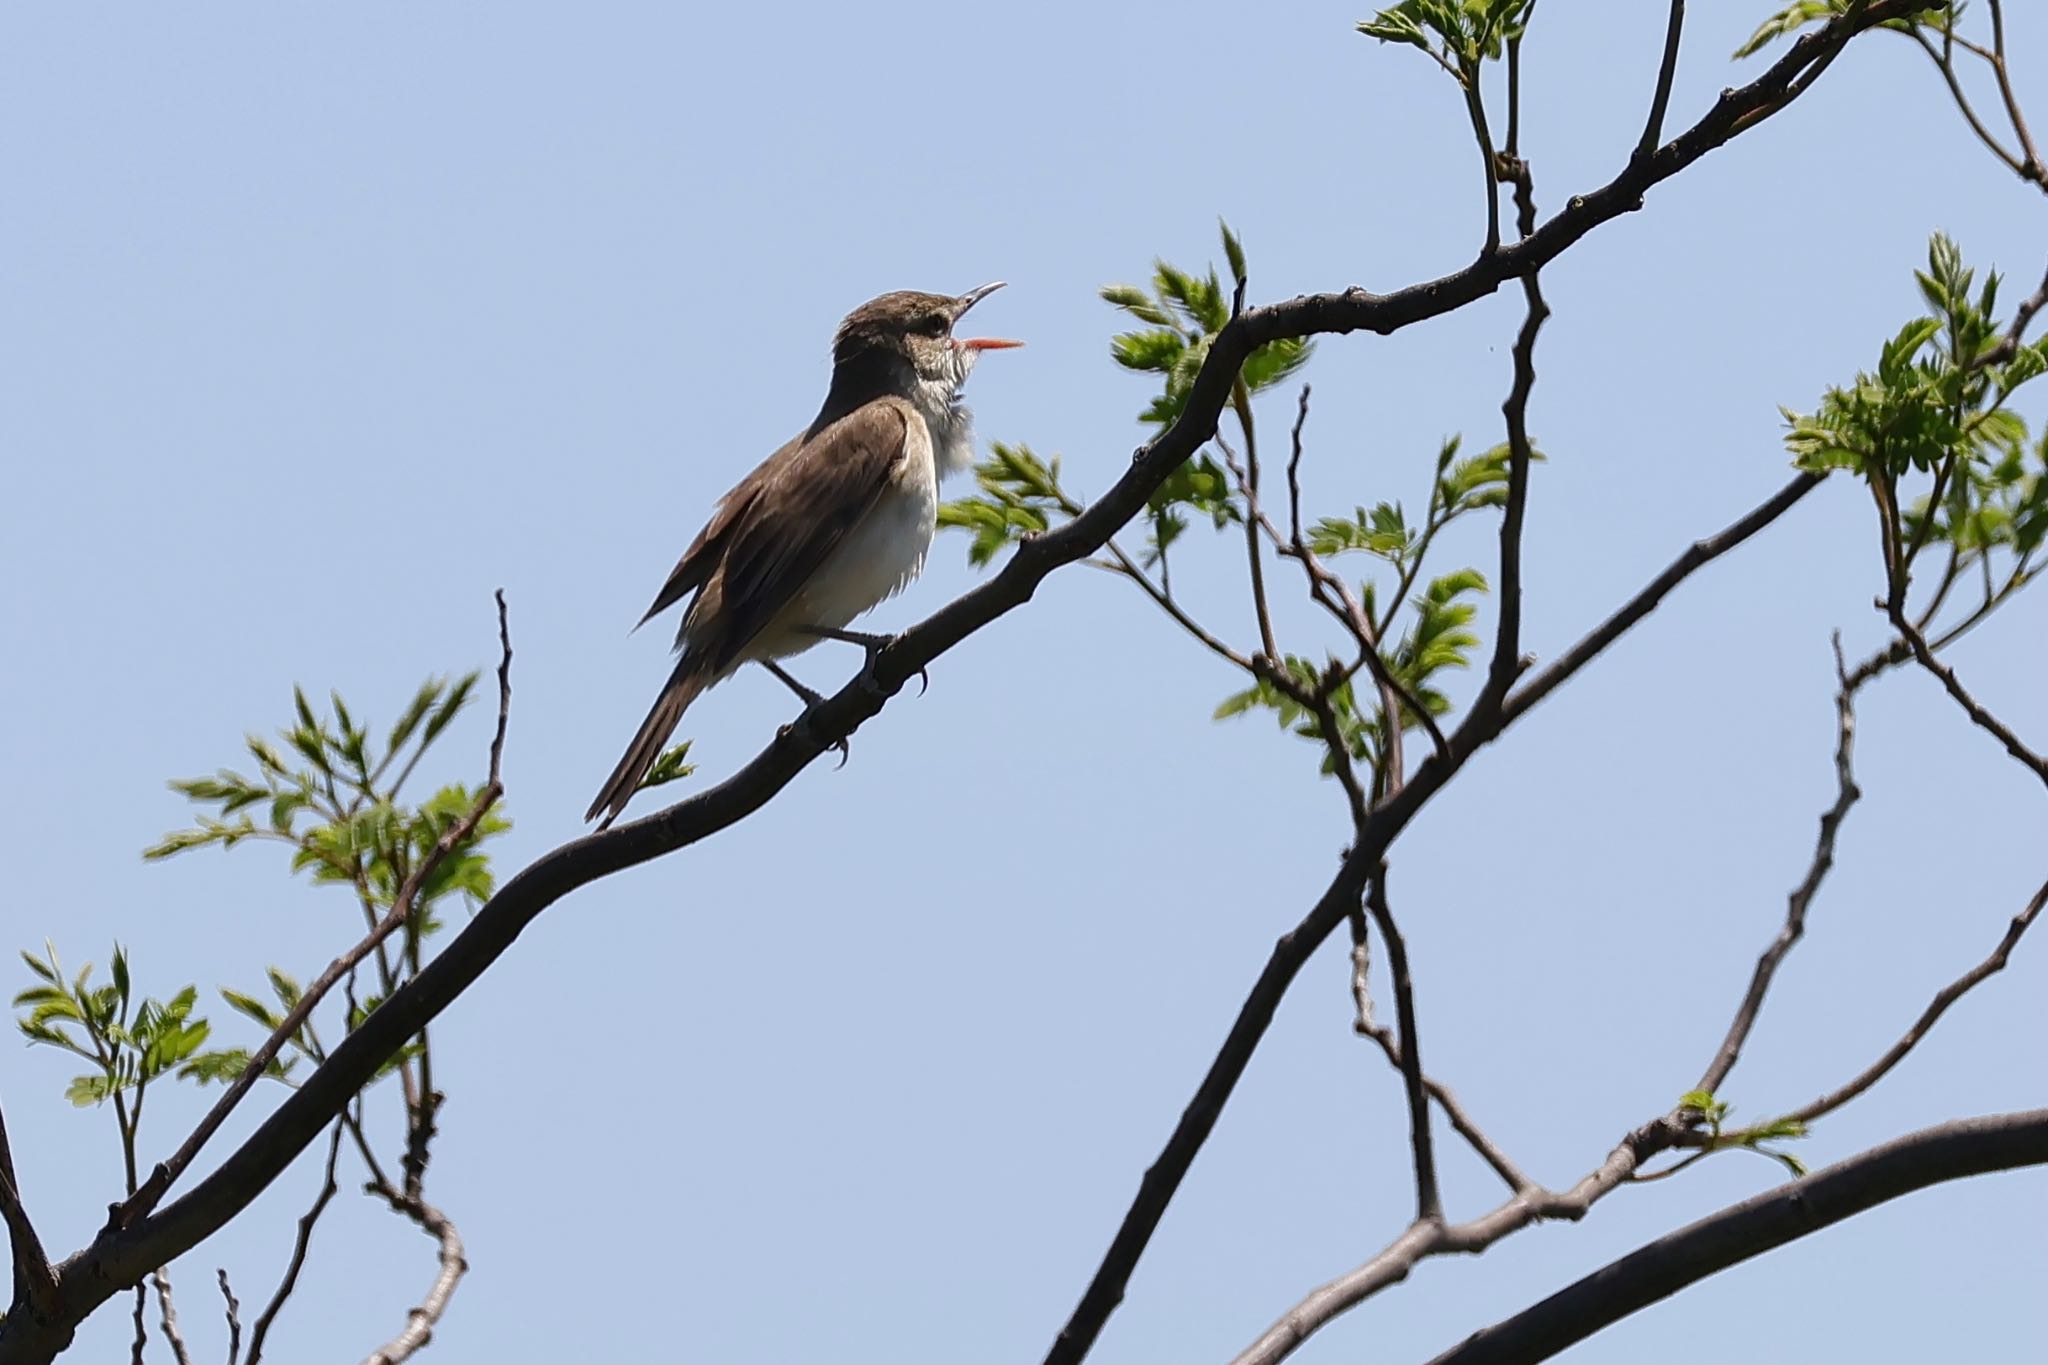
1424,1109,2048,1365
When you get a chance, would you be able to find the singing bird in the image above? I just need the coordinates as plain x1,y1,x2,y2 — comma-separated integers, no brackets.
586,283,1020,825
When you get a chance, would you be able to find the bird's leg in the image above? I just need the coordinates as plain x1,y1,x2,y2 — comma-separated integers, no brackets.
760,661,850,768
794,625,930,697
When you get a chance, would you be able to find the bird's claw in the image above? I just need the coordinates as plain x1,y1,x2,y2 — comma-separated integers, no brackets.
785,709,853,769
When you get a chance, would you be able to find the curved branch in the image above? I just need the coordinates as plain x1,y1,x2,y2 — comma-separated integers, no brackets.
1424,1109,2048,1365
361,1196,465,1365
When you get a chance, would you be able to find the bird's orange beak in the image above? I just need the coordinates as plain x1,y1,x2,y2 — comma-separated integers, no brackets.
960,337,1024,351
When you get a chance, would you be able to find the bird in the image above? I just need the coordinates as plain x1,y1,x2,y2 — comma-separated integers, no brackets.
585,282,1020,826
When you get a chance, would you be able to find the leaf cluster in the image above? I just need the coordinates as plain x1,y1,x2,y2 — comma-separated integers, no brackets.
145,676,509,930
1214,567,1488,773
936,442,1071,567
1359,0,1536,73
1733,1,1954,61
15,943,219,1108
1781,235,2047,611
1103,222,1313,563
1679,1089,1811,1177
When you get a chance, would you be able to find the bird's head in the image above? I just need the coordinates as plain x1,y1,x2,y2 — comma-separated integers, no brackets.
832,283,1022,394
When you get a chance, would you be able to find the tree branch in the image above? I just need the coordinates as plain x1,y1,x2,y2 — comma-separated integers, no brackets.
0,1103,57,1321
0,10,1919,1358
1423,1109,2048,1365
1889,609,2048,782
1636,1,1686,159
243,1121,343,1365
359,1191,465,1365
149,1269,190,1365
214,1271,239,1365
1230,1112,1692,1365
1695,634,1865,1095
1769,876,2046,1128
1365,868,1440,1221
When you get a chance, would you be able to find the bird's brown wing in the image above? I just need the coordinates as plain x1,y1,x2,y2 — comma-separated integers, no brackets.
688,399,912,673
635,434,798,632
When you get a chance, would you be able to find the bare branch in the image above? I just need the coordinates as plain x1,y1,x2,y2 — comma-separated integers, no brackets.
1424,1109,2048,1365
1986,1,2044,179
1093,542,1254,671
360,1192,466,1365
0,1102,57,1319
1457,59,1502,254
1365,869,1440,1221
1770,877,2047,1128
150,1270,191,1365
1695,634,1865,1095
1637,2,1686,158
1228,382,1282,662
244,1121,344,1365
1351,939,1534,1197
1230,1113,1691,1365
1889,609,2048,782
1907,29,2026,176
1482,170,1547,709
1502,473,1822,725
215,1271,240,1365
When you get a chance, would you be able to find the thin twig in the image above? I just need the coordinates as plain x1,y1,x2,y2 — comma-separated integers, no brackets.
1985,0,2043,178
1091,545,1254,671
1480,158,1547,717
360,1190,468,1365
1360,1036,1534,1195
216,1270,241,1365
151,1269,192,1365
1907,30,2025,176
1889,609,2048,782
1502,473,1822,724
0,1102,57,1318
244,1121,344,1365
1230,1111,1694,1365
1458,59,1502,254
1352,920,1533,1195
1232,382,1282,662
1637,2,1686,158
1285,386,1311,547
1695,633,1865,1095
1365,869,1440,1220
1765,877,2047,1128
1255,396,1449,770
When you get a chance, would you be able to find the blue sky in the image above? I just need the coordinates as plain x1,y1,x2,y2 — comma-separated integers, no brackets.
2,4,2042,1362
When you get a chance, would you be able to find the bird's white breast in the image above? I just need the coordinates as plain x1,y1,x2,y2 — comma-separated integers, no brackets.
778,411,941,643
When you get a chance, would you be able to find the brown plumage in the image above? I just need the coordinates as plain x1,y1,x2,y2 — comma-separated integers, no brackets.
586,285,1017,826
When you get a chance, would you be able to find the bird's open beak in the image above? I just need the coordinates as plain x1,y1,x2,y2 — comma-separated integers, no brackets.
955,281,1006,313
954,282,1021,351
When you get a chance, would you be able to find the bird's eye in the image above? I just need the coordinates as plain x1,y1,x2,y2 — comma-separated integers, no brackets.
919,313,949,336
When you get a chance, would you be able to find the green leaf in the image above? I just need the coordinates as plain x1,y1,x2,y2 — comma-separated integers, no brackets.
1219,218,1247,289
220,989,282,1032
637,743,697,793
65,1073,116,1107
419,671,480,751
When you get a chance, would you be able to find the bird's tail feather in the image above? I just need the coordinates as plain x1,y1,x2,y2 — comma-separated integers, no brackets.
587,660,710,826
